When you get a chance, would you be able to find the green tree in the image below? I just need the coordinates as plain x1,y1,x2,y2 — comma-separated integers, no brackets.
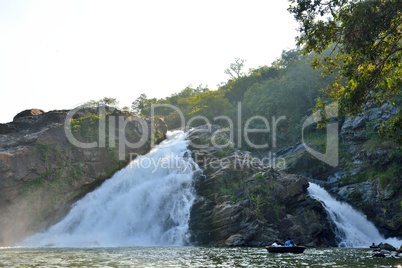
222,65,281,103
288,0,402,143
131,93,148,114
100,97,119,107
243,52,333,147
186,90,234,122
225,58,246,79
84,97,119,108
272,49,302,69
131,94,157,116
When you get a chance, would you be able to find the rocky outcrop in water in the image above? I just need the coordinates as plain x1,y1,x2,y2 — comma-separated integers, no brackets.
187,125,336,247
0,107,167,246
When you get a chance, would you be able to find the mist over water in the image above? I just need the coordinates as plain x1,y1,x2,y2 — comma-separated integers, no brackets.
21,131,200,247
308,182,401,248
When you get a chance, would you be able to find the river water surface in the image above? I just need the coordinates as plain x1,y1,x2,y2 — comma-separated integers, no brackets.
1,247,401,267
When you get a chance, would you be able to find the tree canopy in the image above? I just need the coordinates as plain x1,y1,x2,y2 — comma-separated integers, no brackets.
288,0,402,143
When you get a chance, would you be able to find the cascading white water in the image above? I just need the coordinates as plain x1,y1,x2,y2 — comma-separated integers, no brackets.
22,131,200,247
308,182,401,248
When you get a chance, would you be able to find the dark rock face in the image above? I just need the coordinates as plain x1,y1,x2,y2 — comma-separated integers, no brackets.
324,103,401,239
275,102,402,240
187,125,335,247
275,144,336,181
0,123,16,134
0,107,167,246
13,109,45,121
331,179,402,238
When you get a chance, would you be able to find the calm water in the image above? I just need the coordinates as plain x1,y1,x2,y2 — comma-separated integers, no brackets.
1,247,401,267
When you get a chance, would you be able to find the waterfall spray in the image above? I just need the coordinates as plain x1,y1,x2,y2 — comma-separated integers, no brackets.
308,182,401,248
22,131,200,247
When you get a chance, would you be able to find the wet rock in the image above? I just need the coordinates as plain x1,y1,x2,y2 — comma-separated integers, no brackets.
225,234,246,246
380,243,397,252
372,252,386,258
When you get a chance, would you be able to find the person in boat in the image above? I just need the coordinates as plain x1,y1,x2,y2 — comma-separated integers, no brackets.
370,242,383,248
271,240,282,247
284,238,295,247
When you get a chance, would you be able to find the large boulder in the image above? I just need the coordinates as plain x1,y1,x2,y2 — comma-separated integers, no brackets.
187,125,336,247
380,243,397,252
0,107,167,246
13,109,45,121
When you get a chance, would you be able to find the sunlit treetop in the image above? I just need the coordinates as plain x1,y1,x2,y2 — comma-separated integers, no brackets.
288,0,402,143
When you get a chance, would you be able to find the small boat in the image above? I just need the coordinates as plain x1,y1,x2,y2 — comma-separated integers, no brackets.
265,246,306,254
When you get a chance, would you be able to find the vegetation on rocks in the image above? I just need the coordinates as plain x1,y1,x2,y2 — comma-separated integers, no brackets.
0,107,167,246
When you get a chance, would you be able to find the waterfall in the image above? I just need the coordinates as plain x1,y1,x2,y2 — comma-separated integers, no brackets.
308,182,401,248
22,131,200,247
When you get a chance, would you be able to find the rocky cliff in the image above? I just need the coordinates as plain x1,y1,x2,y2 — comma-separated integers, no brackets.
278,102,402,239
330,103,401,238
0,107,167,246
187,125,336,247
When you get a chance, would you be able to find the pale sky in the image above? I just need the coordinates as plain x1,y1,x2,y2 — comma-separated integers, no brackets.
0,0,298,123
